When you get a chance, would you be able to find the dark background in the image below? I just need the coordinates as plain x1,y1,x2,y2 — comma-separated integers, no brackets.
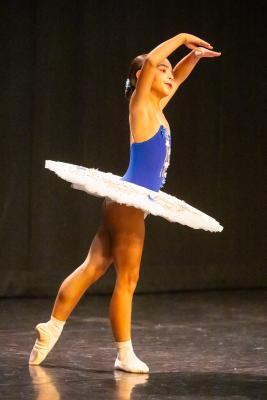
1,0,266,296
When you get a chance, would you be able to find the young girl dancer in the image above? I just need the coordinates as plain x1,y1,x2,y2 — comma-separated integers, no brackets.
29,32,222,373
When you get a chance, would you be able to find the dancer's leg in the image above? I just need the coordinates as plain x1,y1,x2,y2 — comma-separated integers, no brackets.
109,221,144,342
104,200,149,372
52,225,113,321
29,214,113,365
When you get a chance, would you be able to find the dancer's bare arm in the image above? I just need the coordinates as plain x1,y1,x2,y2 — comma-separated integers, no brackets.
132,33,213,108
160,45,222,109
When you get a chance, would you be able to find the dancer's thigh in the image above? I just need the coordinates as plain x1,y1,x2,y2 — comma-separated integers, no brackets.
101,198,145,275
104,197,149,220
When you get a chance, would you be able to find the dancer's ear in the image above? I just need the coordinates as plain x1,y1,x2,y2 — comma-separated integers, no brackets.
136,69,141,80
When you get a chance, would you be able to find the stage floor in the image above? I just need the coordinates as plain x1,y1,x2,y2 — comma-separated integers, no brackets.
1,289,266,399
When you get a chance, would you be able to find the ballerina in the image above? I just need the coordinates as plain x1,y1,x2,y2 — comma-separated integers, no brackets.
29,32,222,373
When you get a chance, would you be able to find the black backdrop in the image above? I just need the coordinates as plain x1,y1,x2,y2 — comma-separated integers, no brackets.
1,0,266,296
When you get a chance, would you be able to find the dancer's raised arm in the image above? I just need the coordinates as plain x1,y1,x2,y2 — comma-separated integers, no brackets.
133,32,213,105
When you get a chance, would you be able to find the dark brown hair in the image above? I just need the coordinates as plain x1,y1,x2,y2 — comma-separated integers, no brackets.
124,53,147,101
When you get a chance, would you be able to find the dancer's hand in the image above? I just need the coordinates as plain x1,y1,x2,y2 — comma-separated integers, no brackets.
194,46,222,58
183,33,213,50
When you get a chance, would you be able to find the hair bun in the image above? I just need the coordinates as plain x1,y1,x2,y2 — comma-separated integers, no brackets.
124,53,147,101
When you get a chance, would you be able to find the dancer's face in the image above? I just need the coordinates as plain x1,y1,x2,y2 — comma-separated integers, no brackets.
136,58,174,98
153,59,174,97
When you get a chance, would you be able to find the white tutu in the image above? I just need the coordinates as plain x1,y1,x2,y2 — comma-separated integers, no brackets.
45,160,223,233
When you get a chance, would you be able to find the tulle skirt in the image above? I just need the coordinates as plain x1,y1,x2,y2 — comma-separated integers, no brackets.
45,160,223,233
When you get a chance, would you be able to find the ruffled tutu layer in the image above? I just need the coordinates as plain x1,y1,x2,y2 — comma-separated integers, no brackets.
45,160,223,233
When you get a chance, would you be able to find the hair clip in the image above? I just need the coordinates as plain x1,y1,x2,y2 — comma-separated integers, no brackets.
125,78,131,90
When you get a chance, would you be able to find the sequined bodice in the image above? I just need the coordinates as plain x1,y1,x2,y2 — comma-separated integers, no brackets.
120,124,171,192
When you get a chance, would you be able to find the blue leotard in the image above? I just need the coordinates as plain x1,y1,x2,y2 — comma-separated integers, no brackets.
120,124,171,192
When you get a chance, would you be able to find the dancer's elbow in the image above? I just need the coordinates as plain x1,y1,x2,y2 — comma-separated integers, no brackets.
144,55,157,67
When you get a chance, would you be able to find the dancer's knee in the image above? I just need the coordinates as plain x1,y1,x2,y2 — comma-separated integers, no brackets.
116,270,140,292
81,260,110,279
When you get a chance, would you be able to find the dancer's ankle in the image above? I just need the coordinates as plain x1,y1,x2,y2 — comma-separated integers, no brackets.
50,315,66,328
